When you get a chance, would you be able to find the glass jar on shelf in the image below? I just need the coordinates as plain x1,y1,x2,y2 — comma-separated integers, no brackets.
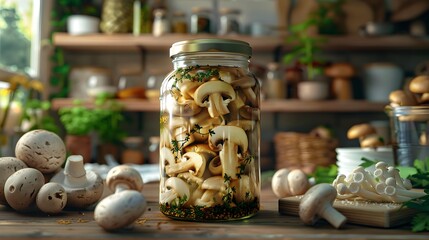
265,62,286,99
152,8,170,37
159,39,261,221
190,7,211,34
171,11,187,34
121,136,144,165
218,8,240,35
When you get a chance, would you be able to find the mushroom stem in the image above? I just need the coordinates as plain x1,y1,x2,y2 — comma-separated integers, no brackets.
348,182,384,202
385,177,426,199
319,203,347,229
115,183,131,193
63,155,88,188
387,167,408,190
384,186,413,203
220,140,240,179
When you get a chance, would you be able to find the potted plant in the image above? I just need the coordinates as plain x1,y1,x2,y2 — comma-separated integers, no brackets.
92,94,127,164
59,100,97,162
283,19,329,101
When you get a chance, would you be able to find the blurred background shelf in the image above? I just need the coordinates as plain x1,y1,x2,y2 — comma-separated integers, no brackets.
52,33,429,52
51,98,387,113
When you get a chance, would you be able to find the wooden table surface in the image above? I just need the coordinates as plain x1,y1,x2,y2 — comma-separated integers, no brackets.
1,182,428,240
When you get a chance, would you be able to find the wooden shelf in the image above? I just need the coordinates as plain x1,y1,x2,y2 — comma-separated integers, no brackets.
51,98,386,113
52,33,429,52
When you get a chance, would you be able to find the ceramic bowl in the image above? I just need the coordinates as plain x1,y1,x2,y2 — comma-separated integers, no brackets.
67,15,100,35
335,147,394,176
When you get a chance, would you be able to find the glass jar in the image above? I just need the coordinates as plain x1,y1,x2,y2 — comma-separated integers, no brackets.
392,106,429,166
190,7,211,34
121,136,145,165
218,8,240,35
159,39,261,221
171,11,187,34
265,62,286,99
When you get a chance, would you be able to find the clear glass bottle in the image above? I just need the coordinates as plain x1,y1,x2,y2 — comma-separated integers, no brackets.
159,39,261,221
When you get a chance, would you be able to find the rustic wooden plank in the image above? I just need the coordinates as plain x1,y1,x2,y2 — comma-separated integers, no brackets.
0,182,427,239
279,196,417,228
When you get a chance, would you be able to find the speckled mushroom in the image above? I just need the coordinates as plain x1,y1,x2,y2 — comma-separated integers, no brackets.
4,168,45,211
0,157,27,205
15,130,66,174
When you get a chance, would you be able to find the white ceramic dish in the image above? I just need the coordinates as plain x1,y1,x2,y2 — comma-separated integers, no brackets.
336,147,394,176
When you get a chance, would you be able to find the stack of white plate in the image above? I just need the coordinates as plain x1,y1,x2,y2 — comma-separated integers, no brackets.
335,147,395,176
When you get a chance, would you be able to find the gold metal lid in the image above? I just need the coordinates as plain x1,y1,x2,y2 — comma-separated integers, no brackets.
169,39,252,58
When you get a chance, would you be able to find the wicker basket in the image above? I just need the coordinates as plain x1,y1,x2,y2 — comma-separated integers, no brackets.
274,132,338,173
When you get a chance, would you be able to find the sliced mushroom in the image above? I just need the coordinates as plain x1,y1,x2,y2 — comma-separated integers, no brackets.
170,97,202,116
195,176,225,207
230,175,254,202
184,143,217,161
208,156,222,175
160,177,190,205
170,117,195,149
165,152,207,177
194,81,236,118
209,125,248,179
239,105,260,120
190,110,224,142
231,75,258,107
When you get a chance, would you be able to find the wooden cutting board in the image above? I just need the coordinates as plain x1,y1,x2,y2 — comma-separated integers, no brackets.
279,196,417,228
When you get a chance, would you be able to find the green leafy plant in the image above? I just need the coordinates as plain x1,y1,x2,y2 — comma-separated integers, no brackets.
311,0,345,35
58,100,97,136
401,158,429,232
92,94,127,144
310,164,338,184
283,19,325,80
403,190,429,232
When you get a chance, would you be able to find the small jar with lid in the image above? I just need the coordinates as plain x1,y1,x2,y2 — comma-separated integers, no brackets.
218,8,241,35
121,137,144,165
159,39,261,221
265,62,286,99
190,7,211,34
152,8,170,37
171,11,187,33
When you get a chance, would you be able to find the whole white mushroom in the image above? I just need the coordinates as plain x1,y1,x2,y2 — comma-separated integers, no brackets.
15,130,66,174
5,168,45,211
0,157,27,205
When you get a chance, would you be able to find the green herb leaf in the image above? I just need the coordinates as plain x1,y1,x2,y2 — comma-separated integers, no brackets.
411,213,429,232
359,157,376,168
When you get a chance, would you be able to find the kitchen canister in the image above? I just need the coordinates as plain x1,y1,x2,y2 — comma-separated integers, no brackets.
363,63,404,102
159,39,261,221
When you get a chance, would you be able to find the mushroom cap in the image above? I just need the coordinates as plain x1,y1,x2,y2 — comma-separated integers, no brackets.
164,177,191,200
287,169,309,196
5,168,45,211
360,134,385,148
299,183,337,225
209,125,248,152
106,165,144,192
347,123,376,139
389,90,417,106
409,75,429,94
94,190,147,231
194,81,236,106
50,170,104,209
184,143,217,160
271,168,291,198
325,63,355,78
15,130,66,173
202,176,225,191
0,157,27,205
36,182,67,214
